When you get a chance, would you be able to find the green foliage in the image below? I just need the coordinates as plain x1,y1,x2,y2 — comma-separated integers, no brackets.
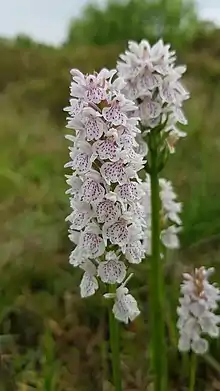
0,41,121,125
66,0,199,48
14,34,38,48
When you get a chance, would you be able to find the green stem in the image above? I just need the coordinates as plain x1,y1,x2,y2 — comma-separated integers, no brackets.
100,310,108,391
108,285,122,391
150,145,167,391
189,353,197,391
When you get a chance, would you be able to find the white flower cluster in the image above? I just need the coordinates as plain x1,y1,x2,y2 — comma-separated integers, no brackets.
159,178,182,249
117,39,189,151
177,267,220,354
140,176,182,254
64,68,147,323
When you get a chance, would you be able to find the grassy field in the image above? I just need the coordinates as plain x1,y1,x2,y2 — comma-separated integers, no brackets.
0,41,220,390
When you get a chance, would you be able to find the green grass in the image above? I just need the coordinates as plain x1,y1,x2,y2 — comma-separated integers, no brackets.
0,42,220,390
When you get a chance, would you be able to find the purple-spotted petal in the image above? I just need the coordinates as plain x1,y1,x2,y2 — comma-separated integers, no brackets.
81,179,105,203
101,161,127,184
84,116,104,141
81,231,105,258
106,220,129,246
98,259,126,284
96,199,121,225
94,138,119,161
73,152,92,174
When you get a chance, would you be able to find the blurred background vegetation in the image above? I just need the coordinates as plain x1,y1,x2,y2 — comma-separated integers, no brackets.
1,0,220,390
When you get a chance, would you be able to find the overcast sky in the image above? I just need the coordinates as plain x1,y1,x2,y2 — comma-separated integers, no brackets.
0,0,219,45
